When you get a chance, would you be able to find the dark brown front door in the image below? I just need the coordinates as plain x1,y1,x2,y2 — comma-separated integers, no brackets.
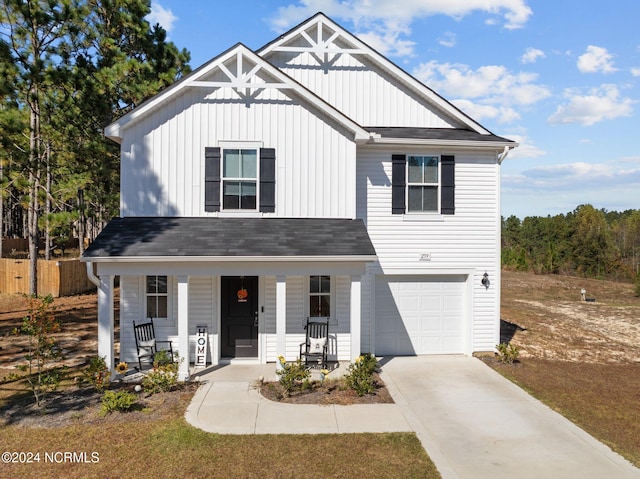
221,276,258,358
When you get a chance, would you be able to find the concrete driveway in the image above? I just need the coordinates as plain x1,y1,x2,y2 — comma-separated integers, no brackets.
380,356,640,479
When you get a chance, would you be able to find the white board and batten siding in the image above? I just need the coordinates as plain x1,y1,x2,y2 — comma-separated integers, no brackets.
266,50,459,129
357,146,502,354
119,83,357,219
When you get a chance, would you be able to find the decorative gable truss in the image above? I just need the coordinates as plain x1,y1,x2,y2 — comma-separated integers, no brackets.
265,15,368,72
259,13,490,134
190,49,292,103
105,43,370,143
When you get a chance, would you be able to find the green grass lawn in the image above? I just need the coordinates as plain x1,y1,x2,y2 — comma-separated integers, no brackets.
489,359,640,468
0,387,440,479
0,420,439,479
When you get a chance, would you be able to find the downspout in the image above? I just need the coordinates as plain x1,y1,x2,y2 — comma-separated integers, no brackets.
86,261,101,287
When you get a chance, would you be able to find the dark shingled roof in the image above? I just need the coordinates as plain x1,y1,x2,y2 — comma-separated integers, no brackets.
367,127,515,143
83,217,377,259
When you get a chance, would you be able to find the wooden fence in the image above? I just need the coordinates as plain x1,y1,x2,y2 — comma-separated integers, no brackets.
0,258,95,297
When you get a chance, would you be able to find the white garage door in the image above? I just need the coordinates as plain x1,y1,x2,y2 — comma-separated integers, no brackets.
375,275,467,355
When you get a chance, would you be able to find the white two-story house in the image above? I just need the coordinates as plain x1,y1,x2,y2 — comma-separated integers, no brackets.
82,13,516,379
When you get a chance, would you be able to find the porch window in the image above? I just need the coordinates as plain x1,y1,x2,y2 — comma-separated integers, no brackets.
309,275,331,317
407,155,439,212
146,275,168,319
222,149,257,210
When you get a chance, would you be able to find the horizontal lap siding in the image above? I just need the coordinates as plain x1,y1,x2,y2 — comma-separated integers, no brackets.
119,276,141,363
121,84,356,218
185,277,216,365
267,51,456,128
357,147,500,352
264,276,277,361
285,276,304,361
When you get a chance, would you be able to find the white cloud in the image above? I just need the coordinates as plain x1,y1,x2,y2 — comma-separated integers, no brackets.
413,61,550,123
521,47,545,64
631,67,640,77
503,157,640,217
147,2,178,33
414,61,551,105
548,84,636,126
270,0,533,56
357,22,416,57
512,160,640,191
501,133,546,159
438,32,456,48
452,99,520,124
577,45,617,73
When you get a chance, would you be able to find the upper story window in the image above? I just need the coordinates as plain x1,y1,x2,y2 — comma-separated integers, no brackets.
222,149,257,210
146,275,168,319
407,155,439,212
204,146,275,214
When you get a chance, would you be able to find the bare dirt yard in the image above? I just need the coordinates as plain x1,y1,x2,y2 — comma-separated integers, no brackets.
499,270,640,363
492,270,640,466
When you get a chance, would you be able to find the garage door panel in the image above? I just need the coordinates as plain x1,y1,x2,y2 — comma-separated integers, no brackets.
375,275,466,355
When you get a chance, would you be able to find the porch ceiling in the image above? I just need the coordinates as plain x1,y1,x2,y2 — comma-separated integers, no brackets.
82,217,377,262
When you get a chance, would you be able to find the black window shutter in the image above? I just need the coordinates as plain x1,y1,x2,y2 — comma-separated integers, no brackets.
391,154,406,214
204,147,221,212
259,148,276,213
441,155,455,215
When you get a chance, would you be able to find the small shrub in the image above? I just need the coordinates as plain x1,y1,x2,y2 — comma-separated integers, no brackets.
142,351,181,394
276,356,310,396
83,356,111,392
345,354,379,396
100,390,138,416
153,350,174,368
496,342,520,364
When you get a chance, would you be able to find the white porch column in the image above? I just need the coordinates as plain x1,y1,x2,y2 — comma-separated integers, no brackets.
97,275,114,375
177,275,189,381
276,275,286,360
350,275,362,360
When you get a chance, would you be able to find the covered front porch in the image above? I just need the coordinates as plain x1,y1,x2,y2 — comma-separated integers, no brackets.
82,217,377,380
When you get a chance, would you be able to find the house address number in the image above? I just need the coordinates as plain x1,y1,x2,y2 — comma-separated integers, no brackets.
419,253,431,261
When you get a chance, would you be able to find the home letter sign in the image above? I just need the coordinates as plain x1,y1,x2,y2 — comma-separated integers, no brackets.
195,325,208,367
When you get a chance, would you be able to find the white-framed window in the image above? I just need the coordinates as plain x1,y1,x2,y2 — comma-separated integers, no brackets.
146,275,168,319
309,275,331,318
407,155,440,212
222,148,258,210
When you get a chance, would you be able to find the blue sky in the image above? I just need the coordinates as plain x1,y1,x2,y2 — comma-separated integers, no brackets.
147,1,640,219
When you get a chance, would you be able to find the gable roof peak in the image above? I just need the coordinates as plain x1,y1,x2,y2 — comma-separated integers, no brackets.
259,12,493,136
104,39,370,143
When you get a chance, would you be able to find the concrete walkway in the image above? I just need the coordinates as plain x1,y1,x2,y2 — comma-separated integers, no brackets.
185,356,640,479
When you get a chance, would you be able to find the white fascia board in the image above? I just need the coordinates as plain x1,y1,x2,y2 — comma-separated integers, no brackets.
258,14,491,135
104,43,369,143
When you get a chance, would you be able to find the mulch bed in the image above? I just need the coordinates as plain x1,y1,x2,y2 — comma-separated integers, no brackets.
0,382,198,429
259,372,394,405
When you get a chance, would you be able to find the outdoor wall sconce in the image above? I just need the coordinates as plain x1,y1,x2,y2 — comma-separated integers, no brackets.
481,272,490,289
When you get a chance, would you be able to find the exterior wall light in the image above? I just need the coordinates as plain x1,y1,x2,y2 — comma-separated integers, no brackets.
481,272,490,289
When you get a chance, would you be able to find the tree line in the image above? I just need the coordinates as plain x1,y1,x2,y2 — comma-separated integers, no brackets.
0,0,191,293
502,204,640,283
